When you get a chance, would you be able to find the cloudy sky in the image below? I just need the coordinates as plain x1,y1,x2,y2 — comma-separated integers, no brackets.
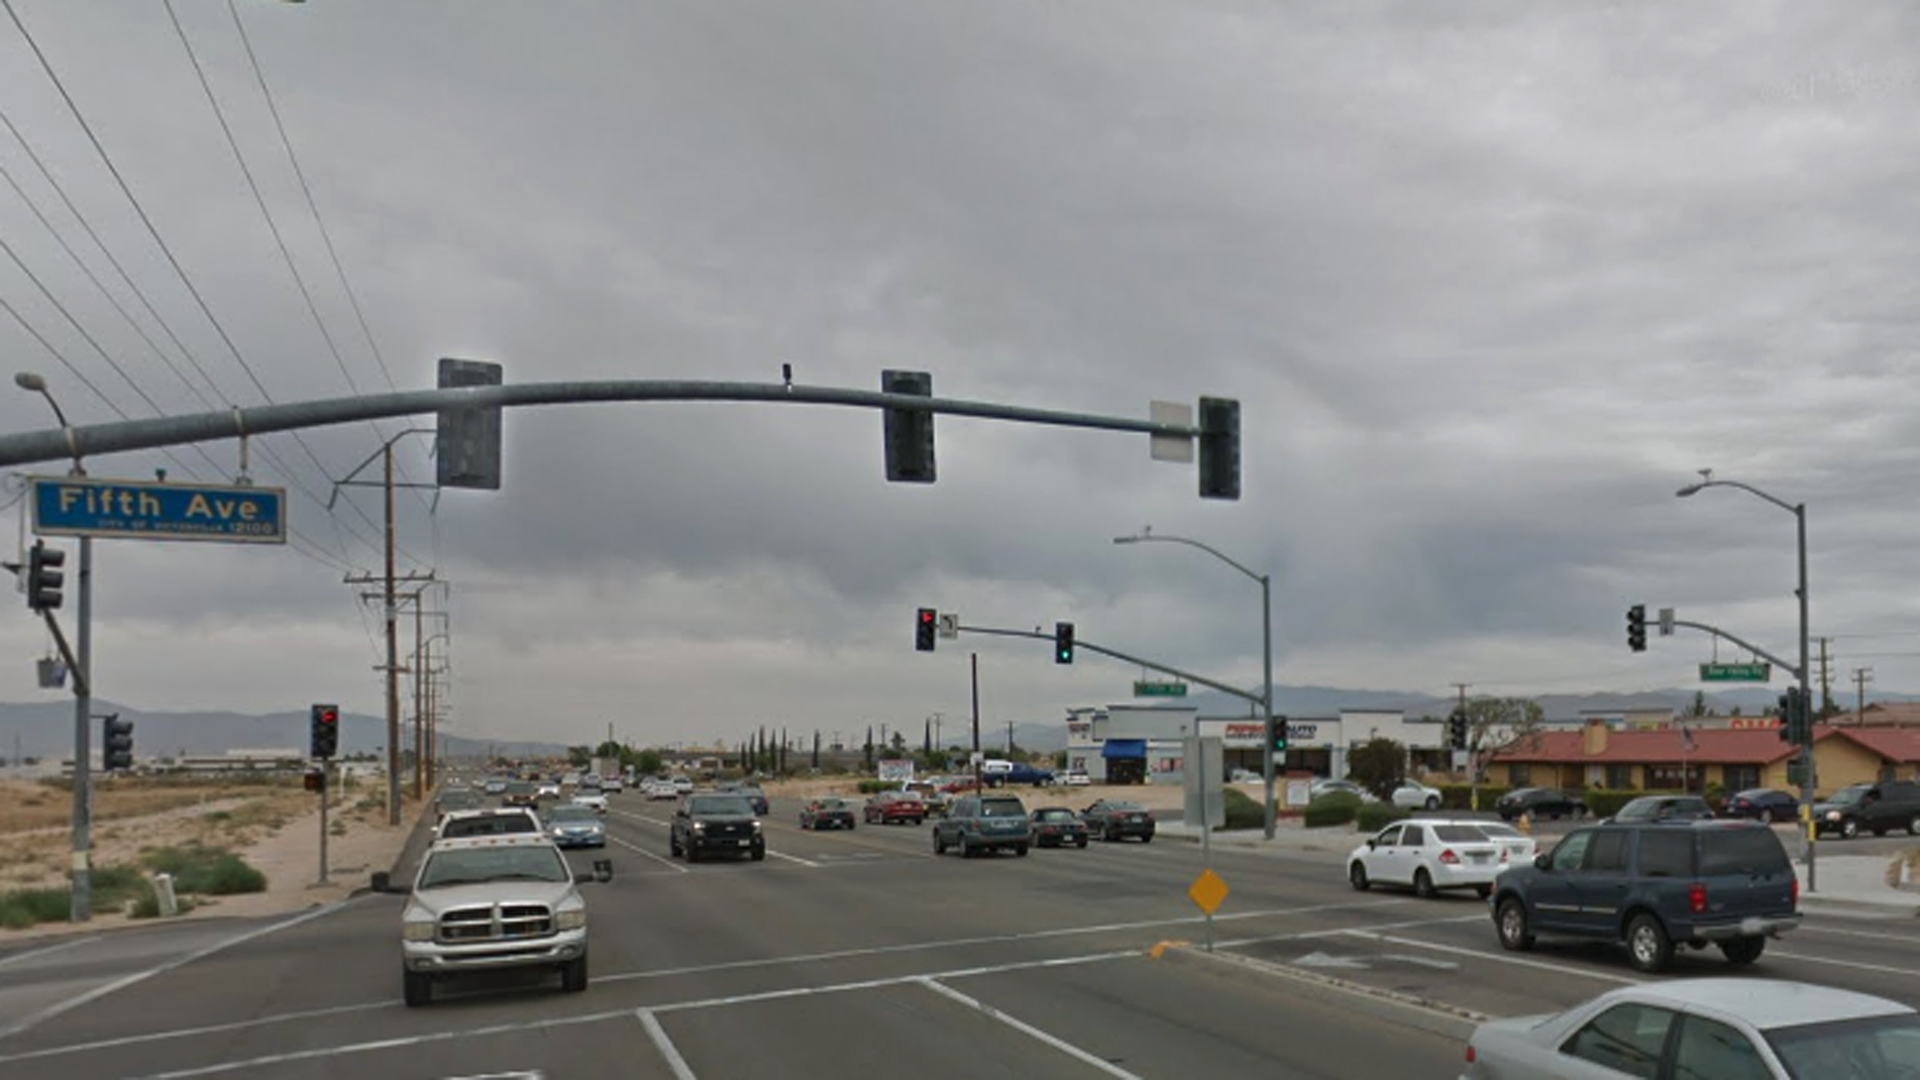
0,1,1915,749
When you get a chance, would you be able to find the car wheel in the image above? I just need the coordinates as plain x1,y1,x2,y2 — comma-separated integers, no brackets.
403,970,433,1008
1496,898,1534,951
669,834,681,858
686,844,701,864
933,830,948,855
1413,868,1436,899
1475,884,1493,900
1909,813,1920,837
1721,937,1766,965
1141,833,1153,844
1076,836,1088,849
1757,808,1772,824
1571,804,1587,819
1626,913,1674,974
1349,862,1370,891
561,953,589,993
847,821,856,831
1841,818,1860,840
1105,827,1118,842
1424,796,1440,811
750,844,766,862
1016,844,1029,857
960,840,976,859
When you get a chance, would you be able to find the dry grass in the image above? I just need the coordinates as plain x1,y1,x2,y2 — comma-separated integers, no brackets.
0,779,253,834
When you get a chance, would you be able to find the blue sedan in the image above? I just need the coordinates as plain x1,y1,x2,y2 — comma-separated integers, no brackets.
546,805,607,848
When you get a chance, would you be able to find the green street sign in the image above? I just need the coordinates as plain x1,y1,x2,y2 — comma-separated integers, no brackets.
1134,680,1188,698
1700,662,1770,682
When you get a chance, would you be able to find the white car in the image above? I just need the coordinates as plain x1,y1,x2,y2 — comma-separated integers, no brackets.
671,776,694,794
1346,818,1506,899
1390,780,1444,810
600,775,624,793
1471,820,1537,866
571,792,609,814
1061,770,1091,787
536,781,561,799
643,778,678,800
1463,978,1920,1080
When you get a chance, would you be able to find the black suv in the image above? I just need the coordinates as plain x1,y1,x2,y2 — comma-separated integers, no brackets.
1489,819,1799,974
670,793,765,862
1813,780,1920,839
932,794,1031,857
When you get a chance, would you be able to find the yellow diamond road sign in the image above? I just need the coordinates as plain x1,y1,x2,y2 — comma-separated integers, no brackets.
1188,868,1229,915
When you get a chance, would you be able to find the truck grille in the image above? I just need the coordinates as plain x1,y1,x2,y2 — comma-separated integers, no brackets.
439,903,554,943
704,822,751,840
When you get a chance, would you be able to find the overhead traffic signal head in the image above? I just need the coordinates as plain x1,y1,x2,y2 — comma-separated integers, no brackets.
1627,604,1647,653
1197,396,1241,500
102,714,134,771
1269,714,1288,754
1054,622,1074,664
310,703,340,759
1449,709,1469,751
26,539,65,612
915,608,937,652
882,369,936,484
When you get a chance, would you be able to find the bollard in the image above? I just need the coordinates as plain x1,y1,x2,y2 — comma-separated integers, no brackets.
1517,813,1531,836
153,872,178,917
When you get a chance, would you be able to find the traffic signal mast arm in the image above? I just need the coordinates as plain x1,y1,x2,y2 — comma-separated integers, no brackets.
954,623,1263,707
1658,616,1805,682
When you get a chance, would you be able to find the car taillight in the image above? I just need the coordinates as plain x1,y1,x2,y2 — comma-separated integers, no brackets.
1791,876,1800,908
1499,847,1509,863
1689,883,1708,914
1439,849,1460,865
1465,1045,1476,1064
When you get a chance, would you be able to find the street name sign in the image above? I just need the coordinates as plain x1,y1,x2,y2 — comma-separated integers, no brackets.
32,476,286,544
1699,662,1770,682
1135,680,1188,697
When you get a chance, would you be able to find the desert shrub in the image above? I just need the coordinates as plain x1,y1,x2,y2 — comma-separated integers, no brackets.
1355,802,1411,832
1302,791,1362,828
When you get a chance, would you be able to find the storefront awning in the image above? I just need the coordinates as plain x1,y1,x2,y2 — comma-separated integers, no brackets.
1101,739,1147,760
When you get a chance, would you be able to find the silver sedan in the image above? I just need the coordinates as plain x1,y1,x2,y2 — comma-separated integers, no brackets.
1463,978,1920,1079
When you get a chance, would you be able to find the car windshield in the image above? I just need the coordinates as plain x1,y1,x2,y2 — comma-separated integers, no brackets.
505,782,535,795
1767,1013,1920,1079
691,795,755,815
549,807,597,824
441,814,537,837
1433,825,1489,843
1829,788,1870,806
1035,809,1075,821
980,800,1025,817
1700,828,1790,876
1102,801,1143,811
817,799,848,810
418,844,568,888
1475,823,1523,840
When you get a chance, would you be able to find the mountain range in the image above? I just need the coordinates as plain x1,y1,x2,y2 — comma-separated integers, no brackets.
1,683,1910,764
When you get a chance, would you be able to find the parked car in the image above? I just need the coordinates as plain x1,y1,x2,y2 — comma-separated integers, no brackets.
1390,781,1444,811
1309,778,1375,803
864,791,926,825
1723,787,1801,824
1494,787,1587,821
1061,769,1092,787
1461,978,1920,1080
798,797,857,830
1081,799,1156,842
1489,818,1799,973
985,762,1056,787
1348,819,1505,899
545,804,607,848
1811,780,1920,839
1469,820,1537,865
1605,794,1715,825
670,792,765,862
932,794,1031,857
1029,807,1089,848
1229,768,1263,784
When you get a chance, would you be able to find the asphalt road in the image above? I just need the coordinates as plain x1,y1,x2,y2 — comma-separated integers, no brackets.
3,794,1919,1080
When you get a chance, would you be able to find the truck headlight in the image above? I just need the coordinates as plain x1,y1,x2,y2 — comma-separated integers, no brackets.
751,820,763,833
691,821,705,832
1825,810,1841,822
555,906,586,931
403,914,437,941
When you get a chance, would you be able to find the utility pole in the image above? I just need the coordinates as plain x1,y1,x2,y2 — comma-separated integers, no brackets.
932,712,944,750
1452,682,1473,809
1853,667,1873,725
971,653,982,791
1819,637,1834,715
71,535,93,920
1006,720,1014,756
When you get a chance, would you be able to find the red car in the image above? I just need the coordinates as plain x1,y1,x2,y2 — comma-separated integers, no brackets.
865,791,927,825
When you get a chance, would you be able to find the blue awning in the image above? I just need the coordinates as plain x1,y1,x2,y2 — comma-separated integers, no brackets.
1102,739,1147,760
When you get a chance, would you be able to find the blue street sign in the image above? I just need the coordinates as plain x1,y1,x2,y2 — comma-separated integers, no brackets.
31,476,287,544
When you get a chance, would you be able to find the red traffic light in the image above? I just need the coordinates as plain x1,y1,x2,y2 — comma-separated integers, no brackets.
920,610,935,624
318,707,338,725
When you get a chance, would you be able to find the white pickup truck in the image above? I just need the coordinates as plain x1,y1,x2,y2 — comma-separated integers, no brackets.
397,834,610,1006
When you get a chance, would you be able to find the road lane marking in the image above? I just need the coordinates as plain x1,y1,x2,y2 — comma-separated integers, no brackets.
106,952,1137,1079
917,977,1148,1080
441,1073,544,1079
765,849,821,868
636,1010,698,1080
1799,924,1920,946
0,934,100,970
1341,931,1643,986
0,897,1413,1064
606,832,688,873
608,809,673,828
1215,912,1488,948
0,899,353,1042
1768,949,1920,979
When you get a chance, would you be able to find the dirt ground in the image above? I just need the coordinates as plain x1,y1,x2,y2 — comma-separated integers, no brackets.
0,775,422,941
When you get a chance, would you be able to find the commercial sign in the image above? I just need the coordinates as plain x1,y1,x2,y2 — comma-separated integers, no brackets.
877,759,915,783
32,476,286,544
1218,720,1322,748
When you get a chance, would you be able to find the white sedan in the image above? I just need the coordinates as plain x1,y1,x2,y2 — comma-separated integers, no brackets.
1390,781,1444,810
1347,819,1505,899
571,792,609,815
1062,770,1091,787
1463,978,1920,1079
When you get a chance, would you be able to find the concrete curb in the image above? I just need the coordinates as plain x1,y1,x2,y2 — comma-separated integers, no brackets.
1151,941,1488,1042
1799,895,1920,919
349,805,436,898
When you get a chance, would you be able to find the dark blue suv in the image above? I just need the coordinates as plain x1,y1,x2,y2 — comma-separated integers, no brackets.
1489,819,1799,973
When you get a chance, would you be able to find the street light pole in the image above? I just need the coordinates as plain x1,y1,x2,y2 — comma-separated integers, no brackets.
1115,530,1277,839
1676,476,1815,891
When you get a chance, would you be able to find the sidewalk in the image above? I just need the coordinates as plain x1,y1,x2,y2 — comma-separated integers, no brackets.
1158,820,1920,915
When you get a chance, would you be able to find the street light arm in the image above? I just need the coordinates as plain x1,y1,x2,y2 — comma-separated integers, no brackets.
1115,532,1265,584
1683,478,1797,516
